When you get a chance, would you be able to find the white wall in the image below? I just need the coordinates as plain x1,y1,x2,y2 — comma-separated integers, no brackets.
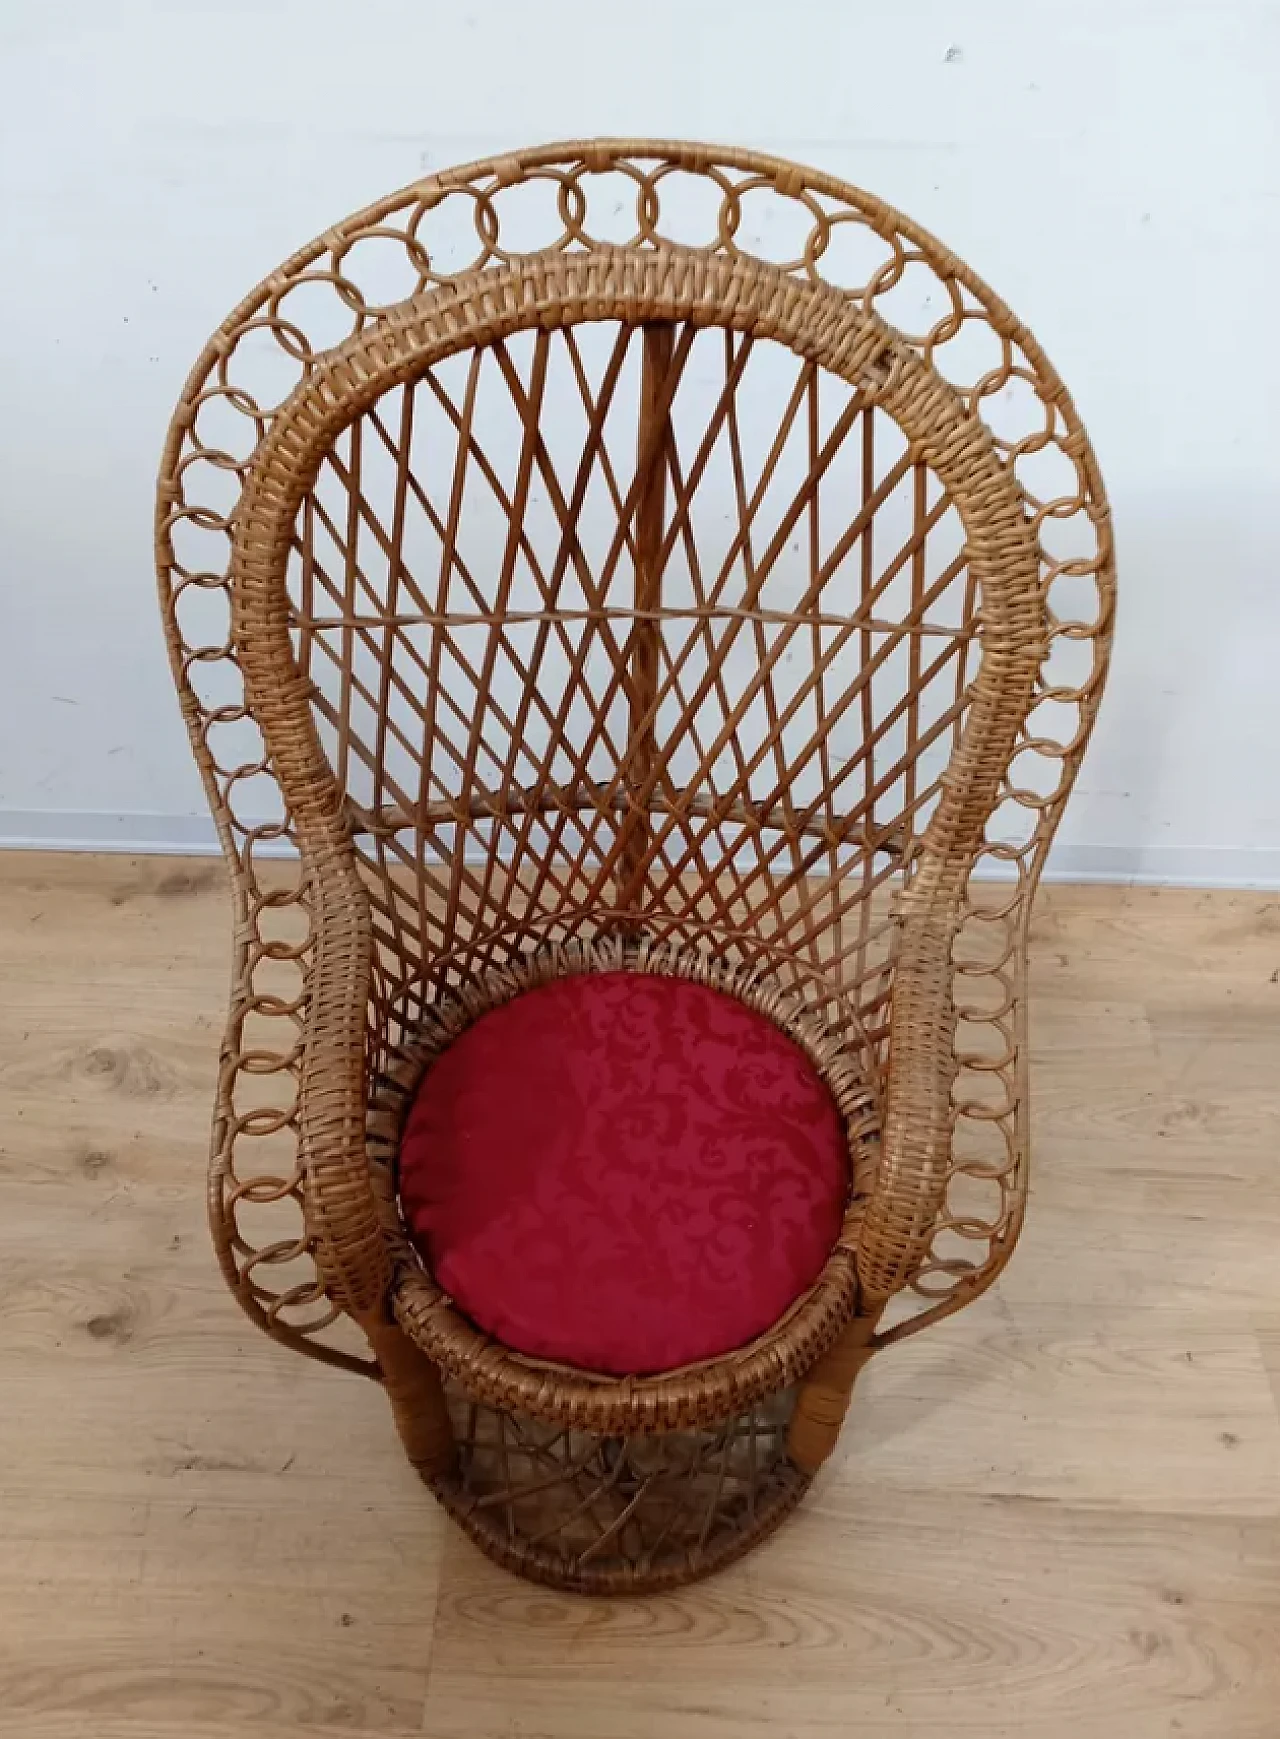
3,0,1278,883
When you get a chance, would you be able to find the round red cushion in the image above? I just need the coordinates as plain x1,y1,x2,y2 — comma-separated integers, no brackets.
397,971,848,1376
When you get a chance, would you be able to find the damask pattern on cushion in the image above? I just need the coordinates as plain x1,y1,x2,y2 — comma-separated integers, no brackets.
397,972,849,1376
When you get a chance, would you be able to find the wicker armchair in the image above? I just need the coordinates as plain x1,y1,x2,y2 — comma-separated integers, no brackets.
156,140,1114,1592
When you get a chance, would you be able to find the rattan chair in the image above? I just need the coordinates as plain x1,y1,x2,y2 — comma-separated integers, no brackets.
156,140,1114,1593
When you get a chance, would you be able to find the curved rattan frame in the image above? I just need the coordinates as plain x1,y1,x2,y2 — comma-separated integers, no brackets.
156,140,1114,1569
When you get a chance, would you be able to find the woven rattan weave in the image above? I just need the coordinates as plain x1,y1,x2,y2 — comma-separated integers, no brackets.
156,140,1114,1590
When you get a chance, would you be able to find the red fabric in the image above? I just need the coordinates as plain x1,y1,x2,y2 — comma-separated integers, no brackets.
397,971,847,1376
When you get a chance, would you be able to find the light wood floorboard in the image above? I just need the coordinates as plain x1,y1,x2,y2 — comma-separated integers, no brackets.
1,855,1277,1735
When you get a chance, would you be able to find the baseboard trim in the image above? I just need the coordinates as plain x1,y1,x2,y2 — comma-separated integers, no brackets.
2,810,1278,889
0,810,294,858
1035,841,1280,889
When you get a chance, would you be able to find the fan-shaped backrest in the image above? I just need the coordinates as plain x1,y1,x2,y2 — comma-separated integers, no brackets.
157,144,1113,1357
232,242,1041,1045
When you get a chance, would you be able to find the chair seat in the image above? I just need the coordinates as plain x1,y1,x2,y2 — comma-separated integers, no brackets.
397,971,849,1376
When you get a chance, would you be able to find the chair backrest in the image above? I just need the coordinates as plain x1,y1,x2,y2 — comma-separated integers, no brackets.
157,143,1113,1356
159,143,1111,1040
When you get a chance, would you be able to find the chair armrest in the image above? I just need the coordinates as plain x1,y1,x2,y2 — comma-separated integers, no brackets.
296,857,391,1321
856,882,964,1305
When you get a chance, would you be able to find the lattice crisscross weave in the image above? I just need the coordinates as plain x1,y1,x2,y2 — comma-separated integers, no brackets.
437,1385,806,1594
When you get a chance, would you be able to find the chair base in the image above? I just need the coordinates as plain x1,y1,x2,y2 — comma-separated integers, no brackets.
425,1384,810,1593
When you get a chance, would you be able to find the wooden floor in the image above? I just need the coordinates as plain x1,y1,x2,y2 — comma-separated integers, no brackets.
1,852,1278,1737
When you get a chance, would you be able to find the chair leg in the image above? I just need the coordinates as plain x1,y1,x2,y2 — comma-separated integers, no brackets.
363,1314,457,1480
786,1310,881,1475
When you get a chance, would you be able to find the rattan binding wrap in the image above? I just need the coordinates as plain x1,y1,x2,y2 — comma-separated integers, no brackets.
155,140,1114,1590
